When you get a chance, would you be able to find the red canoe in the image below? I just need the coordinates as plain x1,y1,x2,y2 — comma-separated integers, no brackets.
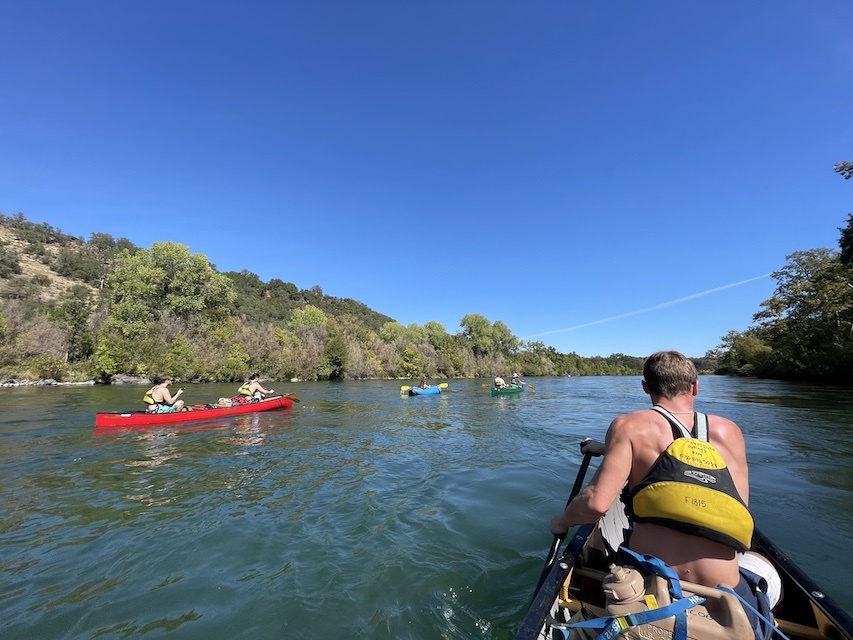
94,395,295,430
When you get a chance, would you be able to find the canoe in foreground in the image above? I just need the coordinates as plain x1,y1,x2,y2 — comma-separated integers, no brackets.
515,523,853,640
492,384,524,396
409,386,441,395
94,395,295,430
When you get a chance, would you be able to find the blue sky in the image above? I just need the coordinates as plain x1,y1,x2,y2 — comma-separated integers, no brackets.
2,1,851,358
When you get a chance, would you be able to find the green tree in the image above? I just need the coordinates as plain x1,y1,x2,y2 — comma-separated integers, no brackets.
53,285,95,362
493,320,520,355
323,335,348,380
288,304,328,332
753,249,853,380
460,313,497,356
216,343,251,381
379,321,406,343
148,242,235,322
0,242,22,278
105,243,235,335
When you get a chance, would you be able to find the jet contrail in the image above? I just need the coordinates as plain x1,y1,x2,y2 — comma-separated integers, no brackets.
522,274,773,340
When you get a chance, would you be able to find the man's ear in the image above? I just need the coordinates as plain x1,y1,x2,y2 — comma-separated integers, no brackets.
641,380,649,394
692,380,699,397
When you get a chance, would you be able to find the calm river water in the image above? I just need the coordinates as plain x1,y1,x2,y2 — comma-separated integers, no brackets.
2,376,852,639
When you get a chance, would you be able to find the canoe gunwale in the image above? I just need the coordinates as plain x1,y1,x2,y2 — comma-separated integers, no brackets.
514,524,853,640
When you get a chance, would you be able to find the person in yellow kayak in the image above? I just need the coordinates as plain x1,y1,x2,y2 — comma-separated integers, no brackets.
237,373,275,402
143,376,186,413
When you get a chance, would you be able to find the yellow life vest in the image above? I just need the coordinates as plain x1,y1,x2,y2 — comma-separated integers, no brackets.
143,386,158,405
630,411,754,552
238,382,252,396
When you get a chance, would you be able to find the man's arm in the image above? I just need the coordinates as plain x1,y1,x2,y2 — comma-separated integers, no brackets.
550,418,633,535
158,388,182,405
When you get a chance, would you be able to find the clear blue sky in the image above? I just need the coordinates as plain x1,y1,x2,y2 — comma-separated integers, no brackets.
2,2,851,358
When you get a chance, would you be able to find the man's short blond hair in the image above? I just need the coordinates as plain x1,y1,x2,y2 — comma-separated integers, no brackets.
643,351,697,398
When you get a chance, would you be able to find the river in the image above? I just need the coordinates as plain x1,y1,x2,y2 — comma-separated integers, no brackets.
1,375,852,639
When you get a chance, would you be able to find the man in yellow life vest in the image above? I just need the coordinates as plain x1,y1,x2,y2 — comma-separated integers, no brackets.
237,373,274,402
143,376,185,413
549,351,777,640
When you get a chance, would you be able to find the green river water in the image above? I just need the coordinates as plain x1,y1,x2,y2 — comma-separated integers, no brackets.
1,375,851,639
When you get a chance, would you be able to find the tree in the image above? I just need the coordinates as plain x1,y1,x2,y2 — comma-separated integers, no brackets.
753,249,853,380
323,335,348,379
492,320,520,355
459,314,520,357
835,161,853,181
460,313,497,356
53,285,95,362
839,214,853,266
148,242,235,322
0,242,22,278
106,242,235,335
288,304,328,332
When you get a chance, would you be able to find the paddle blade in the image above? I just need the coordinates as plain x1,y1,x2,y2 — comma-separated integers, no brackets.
481,383,491,387
285,393,300,403
438,383,448,388
400,386,412,392
528,384,536,390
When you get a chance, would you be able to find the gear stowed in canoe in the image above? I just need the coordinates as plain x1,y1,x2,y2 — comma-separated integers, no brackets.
514,450,853,640
94,395,297,430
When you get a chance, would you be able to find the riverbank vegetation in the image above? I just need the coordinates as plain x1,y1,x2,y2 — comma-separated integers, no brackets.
1,212,671,383
4,158,850,387
711,162,853,383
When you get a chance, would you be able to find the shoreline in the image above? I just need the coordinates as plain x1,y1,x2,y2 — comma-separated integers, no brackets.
1,375,151,388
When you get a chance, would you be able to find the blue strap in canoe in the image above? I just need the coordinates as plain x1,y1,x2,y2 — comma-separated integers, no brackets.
551,593,705,640
615,547,689,640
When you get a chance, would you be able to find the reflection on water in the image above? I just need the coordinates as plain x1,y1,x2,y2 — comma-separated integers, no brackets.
0,377,851,639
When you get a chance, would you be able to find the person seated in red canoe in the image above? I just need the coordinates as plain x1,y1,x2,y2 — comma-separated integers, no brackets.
237,373,274,402
143,376,186,413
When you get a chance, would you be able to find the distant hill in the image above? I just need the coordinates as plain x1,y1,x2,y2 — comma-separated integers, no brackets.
0,216,99,302
0,212,394,330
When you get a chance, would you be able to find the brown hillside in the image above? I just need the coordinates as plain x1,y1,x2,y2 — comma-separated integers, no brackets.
0,225,98,302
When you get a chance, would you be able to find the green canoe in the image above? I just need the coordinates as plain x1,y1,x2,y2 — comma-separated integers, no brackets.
491,384,524,396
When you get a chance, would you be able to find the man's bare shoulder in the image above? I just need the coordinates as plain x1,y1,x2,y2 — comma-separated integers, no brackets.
609,408,658,430
706,413,746,445
607,408,661,442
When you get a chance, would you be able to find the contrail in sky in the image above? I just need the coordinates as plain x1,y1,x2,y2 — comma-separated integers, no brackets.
523,273,773,340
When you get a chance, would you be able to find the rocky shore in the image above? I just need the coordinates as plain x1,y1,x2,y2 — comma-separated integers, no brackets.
1,375,151,387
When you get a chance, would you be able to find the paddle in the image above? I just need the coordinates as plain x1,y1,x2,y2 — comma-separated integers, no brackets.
532,450,593,598
270,393,300,403
401,383,449,392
